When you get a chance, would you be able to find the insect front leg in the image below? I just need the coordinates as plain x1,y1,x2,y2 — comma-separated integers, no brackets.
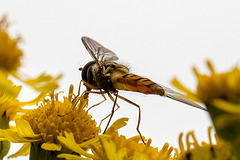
99,93,120,129
71,80,85,108
86,92,107,112
71,79,96,110
79,90,121,133
103,91,119,134
77,90,106,112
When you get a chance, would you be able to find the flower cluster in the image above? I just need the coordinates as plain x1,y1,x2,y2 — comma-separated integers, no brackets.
175,127,235,160
173,60,240,159
58,118,174,160
22,91,99,145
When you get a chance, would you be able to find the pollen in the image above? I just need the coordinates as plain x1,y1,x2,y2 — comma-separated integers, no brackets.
0,15,23,71
22,89,100,144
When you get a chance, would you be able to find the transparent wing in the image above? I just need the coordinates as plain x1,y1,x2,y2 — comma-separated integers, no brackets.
81,37,119,64
161,85,207,111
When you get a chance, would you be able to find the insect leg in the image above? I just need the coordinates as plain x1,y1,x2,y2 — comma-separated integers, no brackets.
114,93,146,144
103,91,119,134
86,92,107,112
99,93,120,128
71,80,86,109
57,80,85,116
77,90,106,112
78,90,121,131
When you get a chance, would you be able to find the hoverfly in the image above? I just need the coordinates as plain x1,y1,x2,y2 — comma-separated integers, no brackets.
80,36,207,143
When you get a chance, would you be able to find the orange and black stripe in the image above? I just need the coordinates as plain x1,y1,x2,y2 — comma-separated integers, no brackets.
113,73,165,96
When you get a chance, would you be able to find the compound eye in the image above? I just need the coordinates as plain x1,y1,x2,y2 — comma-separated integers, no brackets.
81,61,95,82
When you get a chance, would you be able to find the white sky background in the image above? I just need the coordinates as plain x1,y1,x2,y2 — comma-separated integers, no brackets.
1,0,240,159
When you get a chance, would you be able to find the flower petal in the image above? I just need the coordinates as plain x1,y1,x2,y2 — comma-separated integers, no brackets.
212,99,240,114
57,131,98,159
8,143,30,158
13,72,62,93
58,153,91,160
15,118,41,139
105,117,128,134
41,142,61,151
78,135,110,149
4,130,29,143
20,92,46,106
0,71,21,100
100,137,119,160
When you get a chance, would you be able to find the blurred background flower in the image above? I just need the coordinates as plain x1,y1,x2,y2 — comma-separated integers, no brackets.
173,60,240,159
0,15,62,159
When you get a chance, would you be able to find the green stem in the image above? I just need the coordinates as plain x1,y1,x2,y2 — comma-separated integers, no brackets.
0,112,10,159
29,143,64,160
207,104,240,159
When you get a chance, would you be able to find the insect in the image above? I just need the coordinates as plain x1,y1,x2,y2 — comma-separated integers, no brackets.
80,36,207,143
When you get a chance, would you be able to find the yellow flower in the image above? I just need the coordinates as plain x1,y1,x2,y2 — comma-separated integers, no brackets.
0,81,23,159
0,85,23,122
23,90,99,145
0,14,61,95
172,60,240,108
175,127,235,160
0,15,23,72
0,13,62,159
58,118,175,160
0,85,100,159
172,60,240,158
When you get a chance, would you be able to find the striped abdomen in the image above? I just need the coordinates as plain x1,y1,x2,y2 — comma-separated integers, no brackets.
112,73,165,96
